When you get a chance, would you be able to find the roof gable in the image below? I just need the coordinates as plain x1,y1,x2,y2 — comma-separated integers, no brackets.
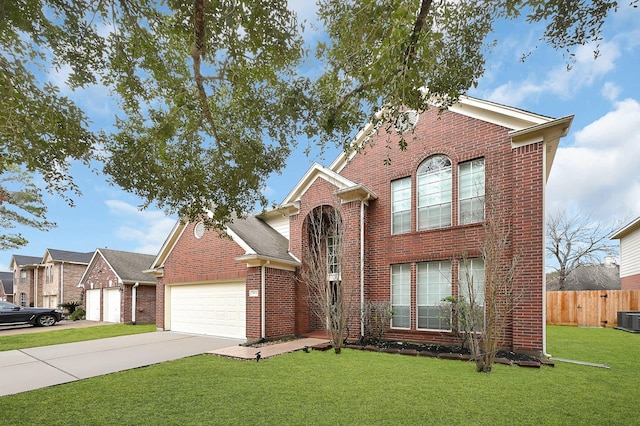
280,163,359,205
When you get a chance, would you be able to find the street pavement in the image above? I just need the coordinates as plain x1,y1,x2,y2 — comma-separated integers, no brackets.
0,330,243,396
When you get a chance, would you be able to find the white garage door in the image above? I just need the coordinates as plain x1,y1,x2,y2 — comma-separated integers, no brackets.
103,288,121,323
169,282,246,339
86,289,101,321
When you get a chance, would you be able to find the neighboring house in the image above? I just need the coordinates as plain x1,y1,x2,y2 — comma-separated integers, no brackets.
149,96,573,356
40,249,93,308
546,259,621,291
10,250,92,308
10,255,43,307
78,248,156,324
611,216,640,290
0,271,13,302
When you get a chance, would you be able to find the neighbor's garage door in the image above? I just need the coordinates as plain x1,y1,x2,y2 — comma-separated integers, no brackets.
86,289,101,321
169,282,246,339
103,288,121,323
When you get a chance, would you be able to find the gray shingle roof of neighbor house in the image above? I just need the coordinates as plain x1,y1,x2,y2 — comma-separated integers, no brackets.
227,215,298,264
97,249,157,284
12,255,42,267
547,264,621,291
47,249,93,264
0,271,13,294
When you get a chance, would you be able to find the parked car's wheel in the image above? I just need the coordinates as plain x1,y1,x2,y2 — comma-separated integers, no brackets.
35,314,57,327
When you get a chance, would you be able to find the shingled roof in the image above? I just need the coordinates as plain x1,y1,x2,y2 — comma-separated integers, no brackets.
12,255,42,267
227,215,298,265
47,249,93,264
0,271,13,295
97,248,157,284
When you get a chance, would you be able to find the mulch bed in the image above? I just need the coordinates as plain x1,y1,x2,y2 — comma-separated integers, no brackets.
342,340,550,368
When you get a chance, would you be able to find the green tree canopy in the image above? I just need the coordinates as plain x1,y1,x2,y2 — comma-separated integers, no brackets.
1,0,635,236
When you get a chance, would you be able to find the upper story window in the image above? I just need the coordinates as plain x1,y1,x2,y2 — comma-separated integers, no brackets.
20,270,26,284
391,177,411,234
459,158,485,225
417,155,452,230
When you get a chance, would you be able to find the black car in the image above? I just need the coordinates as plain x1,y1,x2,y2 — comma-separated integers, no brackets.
0,301,63,327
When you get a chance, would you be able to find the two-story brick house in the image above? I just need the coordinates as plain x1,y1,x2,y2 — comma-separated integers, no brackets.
10,255,44,307
150,96,573,356
10,250,92,308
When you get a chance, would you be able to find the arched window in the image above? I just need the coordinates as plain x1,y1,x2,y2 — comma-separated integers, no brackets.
417,155,452,230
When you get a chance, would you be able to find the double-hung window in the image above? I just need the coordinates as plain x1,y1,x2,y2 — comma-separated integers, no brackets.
459,158,485,225
391,177,411,234
417,155,452,230
390,264,411,328
417,261,452,330
458,258,485,332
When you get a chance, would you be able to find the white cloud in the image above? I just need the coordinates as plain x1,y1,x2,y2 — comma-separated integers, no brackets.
105,200,176,255
546,98,640,222
601,82,621,102
486,40,621,105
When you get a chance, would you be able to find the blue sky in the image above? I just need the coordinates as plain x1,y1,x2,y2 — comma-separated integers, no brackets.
2,2,639,271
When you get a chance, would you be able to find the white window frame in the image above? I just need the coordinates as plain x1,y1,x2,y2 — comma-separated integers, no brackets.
417,261,452,331
459,158,485,225
390,264,411,329
417,155,452,230
391,177,411,234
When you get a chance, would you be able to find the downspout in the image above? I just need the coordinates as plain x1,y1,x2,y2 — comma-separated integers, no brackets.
360,196,369,338
34,268,38,307
60,262,64,306
542,143,551,358
132,282,139,325
261,261,270,339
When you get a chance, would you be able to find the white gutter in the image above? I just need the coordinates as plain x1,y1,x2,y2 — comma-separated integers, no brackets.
132,282,139,325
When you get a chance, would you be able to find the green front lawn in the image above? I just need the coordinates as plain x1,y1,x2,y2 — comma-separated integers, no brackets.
0,324,156,352
1,326,638,425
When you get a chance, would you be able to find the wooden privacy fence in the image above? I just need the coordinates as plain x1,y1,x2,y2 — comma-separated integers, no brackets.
546,290,640,327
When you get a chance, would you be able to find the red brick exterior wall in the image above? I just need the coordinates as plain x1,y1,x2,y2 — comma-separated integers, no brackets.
621,274,640,290
326,107,546,354
80,256,156,324
121,284,156,324
156,107,548,355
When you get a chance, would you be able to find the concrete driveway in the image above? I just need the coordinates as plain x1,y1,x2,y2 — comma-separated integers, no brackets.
0,331,243,396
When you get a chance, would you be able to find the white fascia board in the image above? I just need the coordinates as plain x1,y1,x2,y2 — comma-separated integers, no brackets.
281,163,358,205
611,216,640,240
149,219,188,270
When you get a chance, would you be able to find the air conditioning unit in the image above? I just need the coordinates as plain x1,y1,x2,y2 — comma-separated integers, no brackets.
616,311,640,333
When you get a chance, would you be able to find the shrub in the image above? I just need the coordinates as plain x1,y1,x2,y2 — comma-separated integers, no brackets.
69,307,86,321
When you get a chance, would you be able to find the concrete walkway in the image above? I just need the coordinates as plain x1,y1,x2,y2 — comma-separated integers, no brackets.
0,332,243,397
207,337,331,360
